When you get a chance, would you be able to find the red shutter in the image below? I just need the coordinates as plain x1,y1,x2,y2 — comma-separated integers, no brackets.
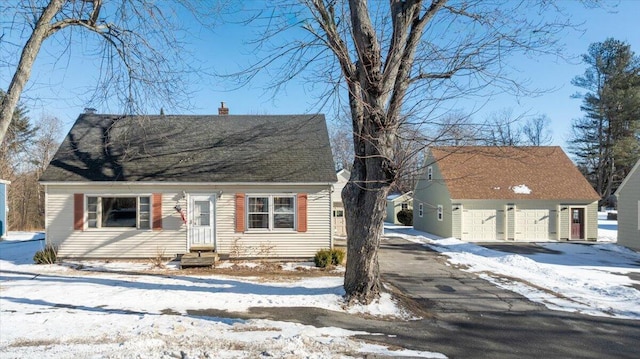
235,193,245,232
152,193,162,230
297,193,307,232
73,193,84,230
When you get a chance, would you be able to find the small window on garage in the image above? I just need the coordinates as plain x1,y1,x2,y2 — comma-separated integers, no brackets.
427,166,433,181
437,205,443,221
401,203,408,210
419,203,424,217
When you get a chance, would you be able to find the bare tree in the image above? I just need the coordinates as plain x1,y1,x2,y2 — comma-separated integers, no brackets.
522,115,553,146
5,115,61,230
482,108,524,146
232,0,589,304
329,117,355,171
431,111,481,146
0,0,218,145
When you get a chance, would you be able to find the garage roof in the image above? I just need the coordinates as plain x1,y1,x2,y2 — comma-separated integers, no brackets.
429,146,600,201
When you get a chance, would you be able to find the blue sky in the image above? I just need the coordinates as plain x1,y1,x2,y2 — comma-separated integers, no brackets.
1,1,639,150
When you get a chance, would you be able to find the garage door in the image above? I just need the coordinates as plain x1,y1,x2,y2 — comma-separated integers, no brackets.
462,210,497,240
516,210,549,240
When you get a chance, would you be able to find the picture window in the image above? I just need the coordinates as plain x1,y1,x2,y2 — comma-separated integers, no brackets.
87,196,150,229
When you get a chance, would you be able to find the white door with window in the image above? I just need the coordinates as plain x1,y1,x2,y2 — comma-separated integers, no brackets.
188,195,215,248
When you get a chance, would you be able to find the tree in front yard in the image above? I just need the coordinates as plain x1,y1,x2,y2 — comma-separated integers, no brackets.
230,0,597,304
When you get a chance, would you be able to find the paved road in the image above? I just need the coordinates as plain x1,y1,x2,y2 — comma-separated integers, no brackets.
245,237,640,358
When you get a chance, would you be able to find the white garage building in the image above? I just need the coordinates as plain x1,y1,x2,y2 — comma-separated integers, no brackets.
413,146,600,241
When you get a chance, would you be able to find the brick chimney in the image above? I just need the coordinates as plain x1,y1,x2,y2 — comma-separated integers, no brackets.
218,102,229,115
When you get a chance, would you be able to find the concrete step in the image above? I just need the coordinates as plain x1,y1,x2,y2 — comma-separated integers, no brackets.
180,251,218,268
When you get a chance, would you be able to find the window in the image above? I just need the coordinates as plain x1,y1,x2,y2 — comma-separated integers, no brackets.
247,195,295,230
427,166,433,181
437,205,443,221
419,203,424,217
401,203,408,210
86,196,150,229
194,200,210,226
333,210,344,217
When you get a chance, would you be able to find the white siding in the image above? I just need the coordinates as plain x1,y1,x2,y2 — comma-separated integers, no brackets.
457,199,595,242
386,195,413,224
46,187,186,258
617,161,640,250
331,170,349,204
216,186,331,258
45,183,332,259
557,201,598,240
331,170,349,236
413,153,453,237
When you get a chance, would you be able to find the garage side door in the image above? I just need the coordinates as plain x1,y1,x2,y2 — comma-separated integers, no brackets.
516,209,550,240
462,209,497,241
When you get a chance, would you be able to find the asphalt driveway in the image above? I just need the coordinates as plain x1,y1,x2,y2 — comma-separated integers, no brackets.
247,237,640,358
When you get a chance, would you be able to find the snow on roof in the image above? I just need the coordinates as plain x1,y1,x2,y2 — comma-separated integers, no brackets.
511,184,532,194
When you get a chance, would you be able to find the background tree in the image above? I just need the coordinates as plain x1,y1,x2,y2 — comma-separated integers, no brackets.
0,90,35,180
3,113,61,231
234,0,590,304
522,115,553,146
0,0,217,145
481,108,524,146
329,119,355,171
569,38,640,204
431,111,481,146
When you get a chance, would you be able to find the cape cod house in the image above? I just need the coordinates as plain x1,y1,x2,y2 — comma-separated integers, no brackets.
615,159,640,251
39,108,337,259
413,146,600,241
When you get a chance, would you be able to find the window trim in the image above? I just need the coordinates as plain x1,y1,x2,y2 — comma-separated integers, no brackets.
85,195,152,230
437,205,443,221
419,203,424,217
246,194,297,231
427,166,433,181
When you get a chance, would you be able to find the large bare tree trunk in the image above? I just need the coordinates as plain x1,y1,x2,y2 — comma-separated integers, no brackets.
342,127,395,303
242,0,583,304
0,0,63,145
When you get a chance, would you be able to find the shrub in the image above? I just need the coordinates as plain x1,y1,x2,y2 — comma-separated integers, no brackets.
397,209,413,226
149,247,167,268
314,249,332,268
314,248,346,268
331,248,345,265
33,245,57,264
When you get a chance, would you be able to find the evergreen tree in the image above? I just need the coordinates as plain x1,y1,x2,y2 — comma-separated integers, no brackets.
570,38,640,205
0,90,35,179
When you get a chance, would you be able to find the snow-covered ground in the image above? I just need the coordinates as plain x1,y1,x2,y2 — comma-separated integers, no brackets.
2,213,638,357
0,235,443,359
386,212,640,320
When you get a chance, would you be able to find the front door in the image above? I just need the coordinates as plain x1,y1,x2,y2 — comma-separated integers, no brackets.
570,208,584,240
189,195,215,248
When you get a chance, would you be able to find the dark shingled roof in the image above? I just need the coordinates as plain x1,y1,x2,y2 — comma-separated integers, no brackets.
40,114,337,183
430,146,600,201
